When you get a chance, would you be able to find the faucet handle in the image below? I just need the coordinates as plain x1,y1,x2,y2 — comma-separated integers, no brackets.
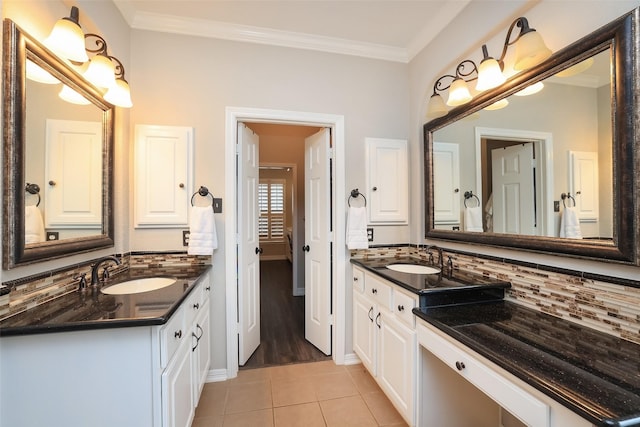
75,273,87,291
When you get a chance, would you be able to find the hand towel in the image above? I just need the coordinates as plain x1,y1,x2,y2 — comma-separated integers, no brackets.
25,205,45,244
188,206,218,255
464,206,483,232
560,207,582,239
346,206,369,250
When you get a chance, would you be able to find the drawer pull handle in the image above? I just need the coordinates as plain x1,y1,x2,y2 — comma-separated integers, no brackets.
192,332,199,351
372,288,377,294
375,312,381,329
397,305,405,312
455,361,465,371
174,330,182,339
368,307,374,322
193,303,200,310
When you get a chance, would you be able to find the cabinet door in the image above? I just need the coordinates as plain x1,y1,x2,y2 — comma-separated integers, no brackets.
134,125,194,228
353,291,376,374
162,342,194,427
377,309,416,424
433,142,460,226
192,301,210,405
366,138,408,224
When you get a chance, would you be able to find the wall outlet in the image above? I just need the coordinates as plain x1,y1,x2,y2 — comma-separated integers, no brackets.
213,198,223,213
182,230,190,246
46,231,59,241
367,228,374,242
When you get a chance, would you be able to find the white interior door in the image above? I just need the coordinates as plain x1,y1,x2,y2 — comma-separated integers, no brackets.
491,143,536,235
569,151,599,222
433,142,461,226
304,128,332,355
238,123,260,365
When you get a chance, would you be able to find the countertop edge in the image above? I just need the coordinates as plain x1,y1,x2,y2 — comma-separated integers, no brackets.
0,265,212,337
413,305,640,427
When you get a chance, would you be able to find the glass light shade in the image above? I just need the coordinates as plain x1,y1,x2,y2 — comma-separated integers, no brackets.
426,94,447,119
59,85,91,105
26,60,60,84
45,17,88,63
83,55,116,89
484,98,509,111
475,58,506,91
104,79,133,108
555,57,594,77
514,81,544,97
514,30,552,70
446,78,473,106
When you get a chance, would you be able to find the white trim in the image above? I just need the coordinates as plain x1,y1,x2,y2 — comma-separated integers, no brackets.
205,368,229,383
342,353,362,366
225,107,346,379
127,11,407,63
474,127,555,237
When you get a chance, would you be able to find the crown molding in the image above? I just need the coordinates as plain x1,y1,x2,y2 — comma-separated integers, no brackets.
129,11,409,63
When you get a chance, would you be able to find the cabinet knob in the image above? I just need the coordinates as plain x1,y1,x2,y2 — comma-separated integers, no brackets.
353,277,358,282
455,361,465,371
193,303,200,310
174,330,182,339
372,186,378,191
371,288,377,294
397,305,404,312
179,183,185,188
205,286,211,291
48,180,57,186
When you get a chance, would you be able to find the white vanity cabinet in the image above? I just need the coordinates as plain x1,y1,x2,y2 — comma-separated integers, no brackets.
352,266,417,425
0,273,211,427
416,318,594,427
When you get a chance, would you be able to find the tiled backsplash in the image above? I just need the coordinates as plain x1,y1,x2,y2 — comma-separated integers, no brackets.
0,252,209,321
351,245,640,345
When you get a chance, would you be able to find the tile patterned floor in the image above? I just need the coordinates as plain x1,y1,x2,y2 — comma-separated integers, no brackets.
192,360,408,427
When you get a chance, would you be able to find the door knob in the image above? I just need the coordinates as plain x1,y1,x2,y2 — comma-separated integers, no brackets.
302,245,310,252
372,186,378,191
255,247,263,254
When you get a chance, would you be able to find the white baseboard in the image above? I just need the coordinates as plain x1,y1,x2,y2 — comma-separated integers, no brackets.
292,288,305,297
206,368,229,383
342,353,361,365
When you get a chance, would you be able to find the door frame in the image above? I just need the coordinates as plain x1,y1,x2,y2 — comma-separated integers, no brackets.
474,127,554,237
225,107,346,379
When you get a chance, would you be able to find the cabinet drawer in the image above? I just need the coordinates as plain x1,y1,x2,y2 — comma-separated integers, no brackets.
160,307,185,368
184,284,204,327
417,322,550,427
393,289,417,328
365,274,392,310
352,267,365,294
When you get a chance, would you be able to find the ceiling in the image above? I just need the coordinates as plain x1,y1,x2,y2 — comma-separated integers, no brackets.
112,0,472,62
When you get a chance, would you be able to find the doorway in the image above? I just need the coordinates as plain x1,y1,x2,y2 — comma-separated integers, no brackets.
224,107,347,380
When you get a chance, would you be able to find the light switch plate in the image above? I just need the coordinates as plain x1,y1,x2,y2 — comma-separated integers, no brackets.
182,230,190,246
213,198,223,213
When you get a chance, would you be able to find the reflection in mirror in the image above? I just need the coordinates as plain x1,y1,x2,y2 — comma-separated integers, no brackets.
424,8,639,265
2,19,114,269
433,49,612,242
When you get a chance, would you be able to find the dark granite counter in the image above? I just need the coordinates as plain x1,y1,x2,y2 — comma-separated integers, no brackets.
0,265,211,336
351,256,510,306
413,301,640,427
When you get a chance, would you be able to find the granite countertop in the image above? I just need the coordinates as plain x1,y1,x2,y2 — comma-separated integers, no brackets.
0,265,211,337
413,301,640,427
351,257,510,303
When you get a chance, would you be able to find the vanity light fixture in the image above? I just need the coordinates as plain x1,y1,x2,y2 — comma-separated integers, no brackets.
58,84,92,105
426,16,551,119
44,6,88,63
103,57,134,108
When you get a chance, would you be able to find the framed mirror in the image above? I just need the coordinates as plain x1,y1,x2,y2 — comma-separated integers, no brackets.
2,19,114,269
424,8,638,265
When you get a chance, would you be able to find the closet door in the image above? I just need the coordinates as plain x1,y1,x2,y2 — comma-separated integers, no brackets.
433,142,460,227
134,125,193,228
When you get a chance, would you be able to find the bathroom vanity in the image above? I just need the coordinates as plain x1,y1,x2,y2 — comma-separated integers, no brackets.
0,266,211,427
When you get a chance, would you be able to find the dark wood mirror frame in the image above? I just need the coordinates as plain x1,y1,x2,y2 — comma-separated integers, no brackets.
424,8,639,265
2,19,114,269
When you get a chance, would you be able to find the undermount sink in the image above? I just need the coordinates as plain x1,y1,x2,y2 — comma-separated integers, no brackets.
386,264,441,275
101,277,177,295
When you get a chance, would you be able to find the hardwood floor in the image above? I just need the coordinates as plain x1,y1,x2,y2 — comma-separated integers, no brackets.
241,260,331,370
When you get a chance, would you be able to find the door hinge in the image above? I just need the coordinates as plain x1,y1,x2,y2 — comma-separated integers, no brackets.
328,147,334,159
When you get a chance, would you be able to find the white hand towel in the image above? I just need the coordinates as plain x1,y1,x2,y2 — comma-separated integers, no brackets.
25,205,45,244
560,207,582,239
464,206,483,232
188,206,218,255
346,206,369,250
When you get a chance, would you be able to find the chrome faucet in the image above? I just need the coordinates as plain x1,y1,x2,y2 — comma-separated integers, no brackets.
426,245,444,270
90,256,121,287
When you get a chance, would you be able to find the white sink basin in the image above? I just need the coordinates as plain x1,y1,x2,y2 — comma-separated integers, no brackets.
101,277,177,295
386,264,441,275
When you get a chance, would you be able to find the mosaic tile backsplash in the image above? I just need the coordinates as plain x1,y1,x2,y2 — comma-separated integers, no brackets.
351,246,640,346
0,252,209,321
